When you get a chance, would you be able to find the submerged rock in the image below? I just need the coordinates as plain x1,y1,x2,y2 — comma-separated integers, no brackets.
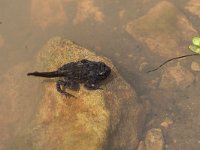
126,1,197,58
185,0,200,19
0,63,39,150
11,37,147,150
137,128,164,150
159,63,194,90
191,61,200,72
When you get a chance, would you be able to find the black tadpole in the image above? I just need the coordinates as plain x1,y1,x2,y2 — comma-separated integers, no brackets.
147,53,199,73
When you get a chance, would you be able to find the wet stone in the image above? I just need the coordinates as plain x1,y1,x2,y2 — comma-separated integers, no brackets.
191,61,200,72
159,63,195,90
9,37,147,150
185,0,200,19
126,1,197,58
137,128,164,150
160,117,173,129
144,128,164,150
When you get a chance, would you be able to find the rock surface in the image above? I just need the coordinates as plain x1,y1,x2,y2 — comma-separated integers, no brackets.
31,0,68,29
191,61,200,72
159,63,195,90
7,37,147,150
126,1,197,58
31,0,104,29
73,0,104,24
185,0,200,19
145,128,164,150
0,62,39,150
137,128,164,150
160,117,173,129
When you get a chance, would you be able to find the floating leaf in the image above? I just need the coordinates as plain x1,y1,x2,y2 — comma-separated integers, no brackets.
192,37,200,47
189,45,200,54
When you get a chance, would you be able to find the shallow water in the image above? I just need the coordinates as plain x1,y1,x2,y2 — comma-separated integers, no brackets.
1,0,200,149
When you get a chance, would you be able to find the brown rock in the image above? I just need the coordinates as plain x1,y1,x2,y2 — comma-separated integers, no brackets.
126,1,197,58
7,37,147,150
137,141,145,150
0,63,39,150
191,61,200,72
139,62,149,72
159,63,195,90
145,128,164,150
73,0,104,24
185,0,200,19
160,117,173,129
137,128,164,150
119,9,126,19
31,0,68,29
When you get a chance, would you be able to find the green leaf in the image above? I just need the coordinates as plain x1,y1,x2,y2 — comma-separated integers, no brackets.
192,37,200,47
189,45,200,54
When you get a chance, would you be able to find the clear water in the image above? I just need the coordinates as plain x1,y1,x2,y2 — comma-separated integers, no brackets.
0,0,200,149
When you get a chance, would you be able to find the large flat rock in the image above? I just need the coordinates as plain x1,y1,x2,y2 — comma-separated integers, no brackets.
126,1,197,58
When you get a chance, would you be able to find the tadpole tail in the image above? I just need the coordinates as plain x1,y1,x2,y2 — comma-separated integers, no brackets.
27,71,64,78
147,53,199,73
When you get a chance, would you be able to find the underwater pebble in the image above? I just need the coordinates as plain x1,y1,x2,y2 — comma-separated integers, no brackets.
144,128,164,150
191,61,200,71
139,62,148,72
160,117,173,129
